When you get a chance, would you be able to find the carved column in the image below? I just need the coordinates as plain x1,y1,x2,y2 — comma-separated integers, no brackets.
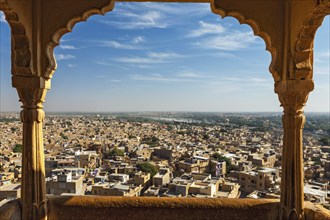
13,76,50,220
275,79,314,220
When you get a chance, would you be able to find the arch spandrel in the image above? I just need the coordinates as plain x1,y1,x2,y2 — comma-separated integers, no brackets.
43,0,115,79
0,1,32,76
211,0,284,82
211,0,329,83
294,0,330,81
3,0,114,80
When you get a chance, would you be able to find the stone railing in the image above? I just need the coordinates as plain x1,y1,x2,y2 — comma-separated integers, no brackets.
1,196,329,220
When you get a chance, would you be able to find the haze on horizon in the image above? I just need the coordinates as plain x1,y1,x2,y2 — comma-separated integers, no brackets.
1,3,329,113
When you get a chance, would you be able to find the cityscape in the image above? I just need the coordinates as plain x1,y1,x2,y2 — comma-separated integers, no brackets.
0,1,329,219
0,112,329,209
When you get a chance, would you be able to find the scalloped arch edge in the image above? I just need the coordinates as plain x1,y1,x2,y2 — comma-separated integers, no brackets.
210,0,280,82
45,0,115,79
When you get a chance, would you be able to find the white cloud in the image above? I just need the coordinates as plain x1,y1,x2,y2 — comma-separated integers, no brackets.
315,51,330,63
115,52,184,64
132,36,145,44
176,70,203,78
96,75,108,78
60,45,79,50
0,12,6,23
195,31,257,51
188,21,226,37
101,40,142,50
115,57,165,64
131,73,193,82
100,3,210,30
101,11,167,30
314,65,330,75
56,54,75,61
222,76,268,83
251,78,267,82
88,36,146,50
111,79,121,83
148,52,183,59
68,64,76,68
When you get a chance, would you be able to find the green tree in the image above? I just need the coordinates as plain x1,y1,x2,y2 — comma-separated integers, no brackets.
319,137,330,146
136,162,158,177
141,136,159,147
108,147,124,157
212,153,232,173
13,144,23,153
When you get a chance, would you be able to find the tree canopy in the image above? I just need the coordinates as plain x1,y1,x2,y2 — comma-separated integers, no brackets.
13,144,23,153
212,152,232,173
136,162,158,177
108,147,125,157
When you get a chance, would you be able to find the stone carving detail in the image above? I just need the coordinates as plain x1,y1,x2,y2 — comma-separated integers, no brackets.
45,1,115,79
210,0,280,82
276,80,314,220
294,0,330,80
17,88,47,123
0,3,32,76
15,85,48,220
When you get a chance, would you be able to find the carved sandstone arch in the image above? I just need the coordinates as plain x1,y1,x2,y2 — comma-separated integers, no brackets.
294,0,330,80
210,0,280,82
46,0,115,79
2,0,114,79
0,4,32,76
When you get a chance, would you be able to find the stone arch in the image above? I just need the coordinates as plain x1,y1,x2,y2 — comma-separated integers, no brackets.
210,1,280,82
294,1,330,81
0,4,32,76
45,1,115,79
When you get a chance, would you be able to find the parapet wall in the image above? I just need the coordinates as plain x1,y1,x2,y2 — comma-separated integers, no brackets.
47,196,280,220
1,196,330,220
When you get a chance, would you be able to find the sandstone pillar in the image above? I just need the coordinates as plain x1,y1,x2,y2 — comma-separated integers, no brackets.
13,76,50,220
275,79,314,220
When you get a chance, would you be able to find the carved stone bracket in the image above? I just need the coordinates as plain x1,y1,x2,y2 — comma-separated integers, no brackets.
0,2,32,76
210,0,281,82
275,79,314,220
294,0,330,80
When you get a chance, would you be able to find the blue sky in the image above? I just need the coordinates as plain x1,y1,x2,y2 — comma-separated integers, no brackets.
0,3,329,112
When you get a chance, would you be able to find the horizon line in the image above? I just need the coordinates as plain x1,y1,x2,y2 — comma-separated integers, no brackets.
1,111,329,114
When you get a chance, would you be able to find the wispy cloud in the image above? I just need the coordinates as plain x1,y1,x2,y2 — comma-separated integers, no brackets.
95,61,130,70
314,65,330,75
96,75,108,78
111,79,122,83
68,64,76,68
115,52,184,64
222,76,268,83
315,51,330,63
99,3,210,30
86,36,146,50
132,36,145,44
195,31,257,51
176,70,204,78
188,21,225,37
60,45,79,50
99,40,142,50
131,73,194,82
56,54,75,61
0,12,6,23
101,11,167,30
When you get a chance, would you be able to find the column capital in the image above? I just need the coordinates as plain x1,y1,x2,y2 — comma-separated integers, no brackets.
12,76,51,90
13,76,50,123
275,79,314,111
